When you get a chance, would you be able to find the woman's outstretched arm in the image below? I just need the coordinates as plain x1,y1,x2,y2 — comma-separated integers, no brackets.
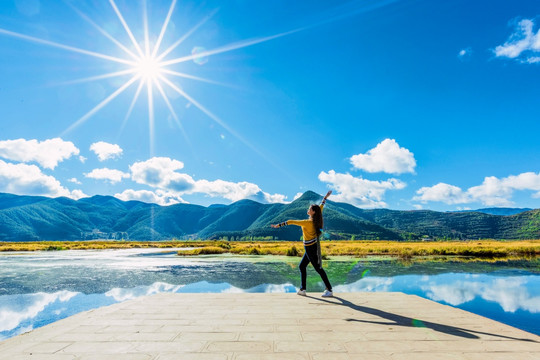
270,222,287,228
320,190,332,208
271,219,310,228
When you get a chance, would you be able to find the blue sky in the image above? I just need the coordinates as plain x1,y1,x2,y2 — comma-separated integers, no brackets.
0,0,539,211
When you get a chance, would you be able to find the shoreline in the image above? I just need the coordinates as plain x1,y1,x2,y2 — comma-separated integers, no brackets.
1,240,539,260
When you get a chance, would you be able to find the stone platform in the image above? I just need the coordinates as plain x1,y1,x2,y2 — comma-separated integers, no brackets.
0,292,539,359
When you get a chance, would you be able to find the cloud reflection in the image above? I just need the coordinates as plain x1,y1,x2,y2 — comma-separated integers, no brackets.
422,276,540,313
334,277,394,292
0,290,77,333
105,281,184,301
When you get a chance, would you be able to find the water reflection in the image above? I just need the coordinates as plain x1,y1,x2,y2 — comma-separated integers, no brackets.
422,276,540,312
335,274,540,313
0,280,298,340
0,249,539,340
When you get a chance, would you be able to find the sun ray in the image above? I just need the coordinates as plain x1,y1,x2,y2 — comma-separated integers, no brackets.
142,0,151,56
158,74,283,171
0,28,135,66
54,69,137,86
152,78,191,147
118,79,145,138
152,0,177,58
109,0,145,58
61,75,140,136
160,69,238,88
160,29,302,67
158,75,228,131
66,2,139,61
146,79,155,155
156,9,218,62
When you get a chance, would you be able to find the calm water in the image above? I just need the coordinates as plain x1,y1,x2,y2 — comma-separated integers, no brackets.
1,248,539,340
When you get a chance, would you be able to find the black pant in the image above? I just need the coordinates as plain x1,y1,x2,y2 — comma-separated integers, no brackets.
299,244,332,291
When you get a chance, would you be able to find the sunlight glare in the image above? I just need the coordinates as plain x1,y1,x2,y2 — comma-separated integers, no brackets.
134,56,163,80
0,0,303,162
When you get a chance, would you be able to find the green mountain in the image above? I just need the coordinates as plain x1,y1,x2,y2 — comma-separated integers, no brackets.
0,191,539,241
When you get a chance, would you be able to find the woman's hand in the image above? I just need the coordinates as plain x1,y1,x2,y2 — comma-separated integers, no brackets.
324,190,332,200
270,224,279,228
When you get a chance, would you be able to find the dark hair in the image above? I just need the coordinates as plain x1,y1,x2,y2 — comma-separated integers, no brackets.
310,204,323,237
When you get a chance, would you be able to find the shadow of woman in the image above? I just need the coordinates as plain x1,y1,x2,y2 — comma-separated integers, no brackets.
309,295,538,342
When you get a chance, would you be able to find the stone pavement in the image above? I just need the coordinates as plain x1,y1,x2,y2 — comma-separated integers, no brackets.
0,292,539,359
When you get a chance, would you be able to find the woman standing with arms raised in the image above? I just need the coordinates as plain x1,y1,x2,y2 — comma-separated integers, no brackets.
271,190,333,297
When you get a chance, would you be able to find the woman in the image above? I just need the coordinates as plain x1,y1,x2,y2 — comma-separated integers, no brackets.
271,190,333,297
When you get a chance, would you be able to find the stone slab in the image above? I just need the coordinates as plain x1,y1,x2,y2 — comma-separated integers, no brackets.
0,292,539,359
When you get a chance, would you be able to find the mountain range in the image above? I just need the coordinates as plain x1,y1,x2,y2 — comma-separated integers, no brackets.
0,191,539,241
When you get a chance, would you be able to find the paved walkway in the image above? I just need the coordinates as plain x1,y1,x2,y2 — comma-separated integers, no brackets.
1,292,539,359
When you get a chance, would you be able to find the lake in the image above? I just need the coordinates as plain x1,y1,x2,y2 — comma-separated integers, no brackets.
1,248,539,340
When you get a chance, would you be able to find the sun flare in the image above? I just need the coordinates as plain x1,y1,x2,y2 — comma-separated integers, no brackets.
0,0,297,157
134,56,164,81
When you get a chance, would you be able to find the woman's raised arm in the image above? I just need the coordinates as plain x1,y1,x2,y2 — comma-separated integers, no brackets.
320,190,332,206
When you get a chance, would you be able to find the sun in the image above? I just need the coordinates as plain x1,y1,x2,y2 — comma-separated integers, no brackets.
134,56,164,81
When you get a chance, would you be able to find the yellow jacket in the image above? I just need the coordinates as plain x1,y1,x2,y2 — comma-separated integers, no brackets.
286,204,324,246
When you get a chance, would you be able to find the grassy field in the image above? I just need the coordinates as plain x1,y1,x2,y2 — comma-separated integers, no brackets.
1,240,539,259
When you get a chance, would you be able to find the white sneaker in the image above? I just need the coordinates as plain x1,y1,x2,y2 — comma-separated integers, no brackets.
321,289,333,297
297,289,306,296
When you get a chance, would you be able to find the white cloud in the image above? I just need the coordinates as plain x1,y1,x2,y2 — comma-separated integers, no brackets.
193,179,286,203
89,141,123,161
0,138,79,169
262,192,288,204
502,172,540,193
350,139,416,174
130,157,195,192
114,189,185,206
458,47,472,61
79,156,87,163
85,168,130,184
68,177,81,185
293,192,303,201
467,176,513,206
469,172,540,206
414,171,540,207
70,189,87,200
127,157,287,204
414,183,470,205
0,160,86,199
318,170,406,208
494,19,540,63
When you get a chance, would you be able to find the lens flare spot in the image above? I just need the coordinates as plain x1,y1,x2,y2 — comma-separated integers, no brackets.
361,269,371,278
192,46,208,65
412,319,426,328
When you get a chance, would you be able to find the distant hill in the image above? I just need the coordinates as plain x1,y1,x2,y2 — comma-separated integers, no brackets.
457,208,533,216
0,191,539,241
